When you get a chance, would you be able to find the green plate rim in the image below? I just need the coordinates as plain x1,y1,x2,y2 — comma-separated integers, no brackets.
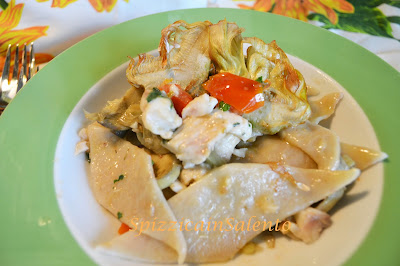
0,8,399,266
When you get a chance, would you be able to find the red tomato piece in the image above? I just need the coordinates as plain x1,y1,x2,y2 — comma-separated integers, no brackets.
159,83,193,116
202,72,265,114
118,222,131,235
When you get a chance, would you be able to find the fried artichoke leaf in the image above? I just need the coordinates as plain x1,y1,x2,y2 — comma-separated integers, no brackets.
246,45,274,80
243,38,311,134
85,86,144,131
209,20,249,77
135,125,170,155
126,53,167,91
127,20,211,97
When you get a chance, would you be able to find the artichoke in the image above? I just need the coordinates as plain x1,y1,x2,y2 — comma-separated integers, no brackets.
243,38,311,134
209,19,249,77
127,20,212,97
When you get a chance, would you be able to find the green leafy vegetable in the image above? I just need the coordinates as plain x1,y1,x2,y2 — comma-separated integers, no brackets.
147,88,163,102
219,101,231,112
117,212,123,220
255,76,264,83
114,174,125,184
233,122,240,127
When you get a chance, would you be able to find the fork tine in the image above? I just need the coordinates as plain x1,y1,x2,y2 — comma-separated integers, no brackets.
0,44,12,92
28,43,35,80
21,44,27,83
17,64,25,92
11,44,19,83
1,43,39,105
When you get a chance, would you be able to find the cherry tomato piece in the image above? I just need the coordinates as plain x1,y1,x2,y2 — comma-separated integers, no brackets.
159,83,193,116
118,223,131,235
203,72,265,114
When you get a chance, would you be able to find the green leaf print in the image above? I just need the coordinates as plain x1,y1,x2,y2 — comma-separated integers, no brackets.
387,16,400,24
0,0,8,10
308,6,395,39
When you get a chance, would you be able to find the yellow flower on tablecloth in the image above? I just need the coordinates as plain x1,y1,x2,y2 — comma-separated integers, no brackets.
238,0,354,24
88,0,128,12
37,0,128,12
36,0,79,9
0,0,53,74
0,0,23,36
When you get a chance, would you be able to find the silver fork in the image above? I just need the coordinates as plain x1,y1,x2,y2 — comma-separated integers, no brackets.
0,43,37,108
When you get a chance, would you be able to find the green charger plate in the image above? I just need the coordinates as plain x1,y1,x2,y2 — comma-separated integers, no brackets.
0,8,399,266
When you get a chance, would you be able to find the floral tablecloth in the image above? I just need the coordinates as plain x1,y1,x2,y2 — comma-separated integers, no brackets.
0,0,399,74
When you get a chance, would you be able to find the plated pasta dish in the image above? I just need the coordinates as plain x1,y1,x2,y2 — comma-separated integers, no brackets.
75,20,387,264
